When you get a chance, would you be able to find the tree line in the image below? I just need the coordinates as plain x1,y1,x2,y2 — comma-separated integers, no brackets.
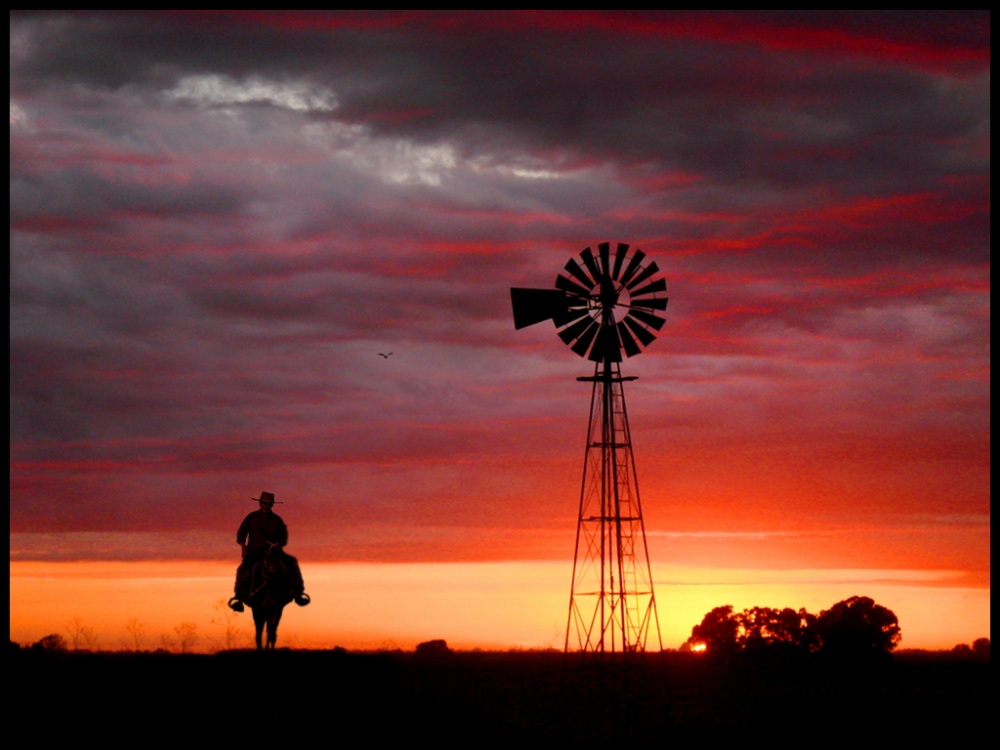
683,596,902,658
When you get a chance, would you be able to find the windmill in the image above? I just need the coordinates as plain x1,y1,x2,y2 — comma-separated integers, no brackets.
511,242,665,653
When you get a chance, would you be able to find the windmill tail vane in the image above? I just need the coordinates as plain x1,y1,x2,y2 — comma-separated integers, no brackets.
510,242,665,654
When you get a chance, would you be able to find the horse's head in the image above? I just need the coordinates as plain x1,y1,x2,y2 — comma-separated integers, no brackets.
262,541,284,574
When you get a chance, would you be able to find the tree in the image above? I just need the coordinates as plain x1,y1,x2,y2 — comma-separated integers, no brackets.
738,607,819,653
816,596,900,656
972,638,990,660
67,617,86,651
686,605,739,656
82,626,100,652
66,617,98,652
124,618,146,652
210,598,248,651
174,622,199,654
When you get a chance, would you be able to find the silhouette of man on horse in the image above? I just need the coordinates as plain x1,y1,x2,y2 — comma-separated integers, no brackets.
229,491,309,614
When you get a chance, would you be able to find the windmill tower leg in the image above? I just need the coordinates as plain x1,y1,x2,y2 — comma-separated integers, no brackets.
566,361,662,654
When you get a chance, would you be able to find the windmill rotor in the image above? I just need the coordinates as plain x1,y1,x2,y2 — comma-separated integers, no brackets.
511,242,668,362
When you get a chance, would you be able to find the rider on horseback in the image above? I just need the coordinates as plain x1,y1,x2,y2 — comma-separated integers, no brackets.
229,491,309,612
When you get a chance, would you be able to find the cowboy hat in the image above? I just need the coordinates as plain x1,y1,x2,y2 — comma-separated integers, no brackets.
251,491,282,504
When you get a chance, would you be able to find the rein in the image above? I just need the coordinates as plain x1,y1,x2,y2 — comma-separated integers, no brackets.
248,541,284,599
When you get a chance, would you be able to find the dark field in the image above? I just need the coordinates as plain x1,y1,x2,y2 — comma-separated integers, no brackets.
13,648,988,741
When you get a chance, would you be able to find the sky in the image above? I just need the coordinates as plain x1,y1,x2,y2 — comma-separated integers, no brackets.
9,11,990,649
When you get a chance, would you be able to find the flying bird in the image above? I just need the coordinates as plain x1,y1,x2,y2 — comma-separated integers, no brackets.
378,352,393,359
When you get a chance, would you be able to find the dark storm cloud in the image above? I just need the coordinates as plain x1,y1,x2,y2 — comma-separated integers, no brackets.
10,164,244,226
13,12,990,197
9,12,990,567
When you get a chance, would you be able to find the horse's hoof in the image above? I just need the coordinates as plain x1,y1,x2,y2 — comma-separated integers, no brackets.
228,597,244,612
295,594,311,606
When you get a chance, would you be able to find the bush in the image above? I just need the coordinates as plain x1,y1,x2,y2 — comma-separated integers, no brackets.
33,634,68,652
415,639,452,656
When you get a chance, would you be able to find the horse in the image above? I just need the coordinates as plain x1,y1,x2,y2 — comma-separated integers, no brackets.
245,541,295,650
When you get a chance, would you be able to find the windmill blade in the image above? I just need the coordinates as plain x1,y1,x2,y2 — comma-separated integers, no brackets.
510,288,570,329
618,249,646,287
624,315,657,346
628,308,666,331
589,321,622,363
555,274,591,299
625,261,660,291
630,297,668,311
580,247,602,283
552,306,590,328
629,278,667,298
570,319,600,357
617,321,642,357
558,314,596,344
598,242,611,276
564,258,596,289
612,243,629,280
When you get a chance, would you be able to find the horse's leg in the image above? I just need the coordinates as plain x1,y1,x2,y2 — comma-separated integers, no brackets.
268,608,283,649
253,609,264,651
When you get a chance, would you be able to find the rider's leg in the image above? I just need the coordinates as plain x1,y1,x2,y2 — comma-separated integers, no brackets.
284,554,305,596
283,553,309,605
230,551,259,611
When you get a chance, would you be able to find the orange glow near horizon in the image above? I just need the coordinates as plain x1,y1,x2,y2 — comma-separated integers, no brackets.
10,561,989,652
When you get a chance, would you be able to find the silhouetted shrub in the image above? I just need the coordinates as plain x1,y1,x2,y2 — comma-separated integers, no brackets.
415,639,452,656
815,596,900,656
33,634,68,652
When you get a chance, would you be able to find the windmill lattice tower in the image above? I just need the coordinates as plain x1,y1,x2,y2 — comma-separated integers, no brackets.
511,241,666,653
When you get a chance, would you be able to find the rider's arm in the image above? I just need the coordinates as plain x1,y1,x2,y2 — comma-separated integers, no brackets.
278,520,288,547
237,512,253,547
236,513,253,557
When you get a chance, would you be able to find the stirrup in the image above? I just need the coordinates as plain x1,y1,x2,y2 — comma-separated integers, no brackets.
228,597,245,612
294,593,311,607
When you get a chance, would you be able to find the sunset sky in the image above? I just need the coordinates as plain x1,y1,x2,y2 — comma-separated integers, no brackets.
10,11,989,650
